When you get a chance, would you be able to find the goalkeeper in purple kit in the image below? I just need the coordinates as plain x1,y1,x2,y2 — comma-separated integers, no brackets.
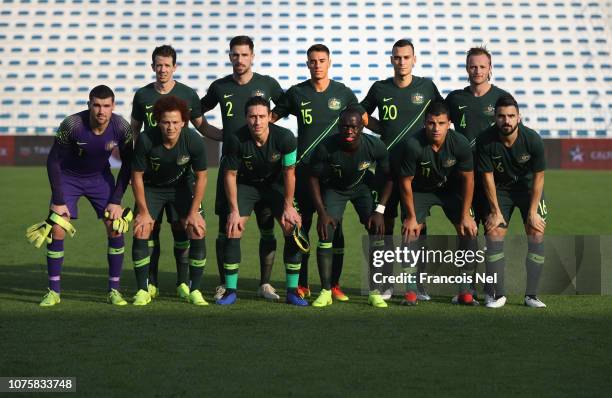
29,85,134,307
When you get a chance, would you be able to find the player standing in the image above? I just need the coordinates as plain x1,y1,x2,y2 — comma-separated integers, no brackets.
200,36,284,301
218,96,307,306
271,44,359,301
477,95,548,309
398,103,478,305
130,96,209,306
36,85,133,306
309,107,393,307
360,39,444,300
130,45,220,301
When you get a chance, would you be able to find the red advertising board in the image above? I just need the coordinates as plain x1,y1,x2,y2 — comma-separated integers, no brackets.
560,139,612,170
0,136,15,165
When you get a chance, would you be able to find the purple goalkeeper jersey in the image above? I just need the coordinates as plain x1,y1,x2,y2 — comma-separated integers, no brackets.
47,110,133,205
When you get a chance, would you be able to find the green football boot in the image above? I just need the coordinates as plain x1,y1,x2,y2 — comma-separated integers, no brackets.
188,290,209,306
367,290,388,308
39,289,61,307
107,289,128,306
176,283,190,301
312,289,333,307
133,289,151,306
147,284,159,299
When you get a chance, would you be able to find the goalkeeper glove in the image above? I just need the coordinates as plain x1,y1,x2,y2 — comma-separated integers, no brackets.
292,224,310,254
25,212,76,248
105,207,133,234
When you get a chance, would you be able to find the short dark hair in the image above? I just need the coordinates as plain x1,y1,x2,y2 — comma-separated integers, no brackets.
244,96,270,115
466,46,492,66
426,102,449,118
229,35,254,51
152,45,177,66
495,94,519,112
307,44,330,57
89,85,115,102
392,39,415,53
340,106,363,124
153,95,190,123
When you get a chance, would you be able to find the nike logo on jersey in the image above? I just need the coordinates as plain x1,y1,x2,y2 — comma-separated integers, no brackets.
492,155,502,159
76,142,88,145
301,101,311,107
459,105,468,110
146,105,153,109
383,97,393,102
150,157,160,160
224,94,233,99
420,161,431,165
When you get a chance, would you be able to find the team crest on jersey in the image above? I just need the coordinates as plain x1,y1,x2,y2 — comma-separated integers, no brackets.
105,140,118,151
443,158,457,168
328,98,342,110
243,155,254,170
270,152,281,162
484,104,495,116
358,161,371,171
518,153,531,163
177,155,191,166
251,89,266,98
411,93,424,105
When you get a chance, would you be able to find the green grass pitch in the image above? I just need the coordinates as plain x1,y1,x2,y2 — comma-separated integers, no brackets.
1,167,611,397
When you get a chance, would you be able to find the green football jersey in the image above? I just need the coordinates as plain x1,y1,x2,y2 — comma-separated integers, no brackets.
360,76,443,151
224,124,297,185
399,128,473,193
310,134,389,191
273,79,358,164
476,124,545,191
200,72,283,137
132,127,207,187
131,81,202,131
445,85,510,149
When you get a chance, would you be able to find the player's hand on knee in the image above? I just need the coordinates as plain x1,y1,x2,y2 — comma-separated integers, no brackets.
317,212,336,241
367,213,385,238
226,211,243,238
50,204,70,219
106,207,133,234
527,211,546,233
485,212,506,232
104,203,124,220
281,205,301,230
134,212,154,236
185,212,206,239
401,217,420,242
459,216,478,238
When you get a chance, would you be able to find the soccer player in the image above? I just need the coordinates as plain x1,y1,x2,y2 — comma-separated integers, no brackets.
39,85,133,306
360,39,444,300
445,47,511,301
218,96,307,306
130,96,209,306
271,43,359,301
398,102,477,305
200,36,284,301
309,107,393,307
130,45,220,301
477,95,547,309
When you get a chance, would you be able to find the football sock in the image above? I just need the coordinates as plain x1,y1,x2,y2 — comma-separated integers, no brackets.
46,239,64,293
331,222,345,286
216,227,226,285
404,237,422,293
298,216,313,286
107,236,124,291
223,238,241,292
188,237,206,292
382,233,395,290
525,240,545,296
284,237,302,289
368,237,385,292
415,227,428,293
172,229,190,286
132,238,151,291
259,228,276,285
458,236,478,293
485,238,506,297
148,227,160,286
317,240,333,291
